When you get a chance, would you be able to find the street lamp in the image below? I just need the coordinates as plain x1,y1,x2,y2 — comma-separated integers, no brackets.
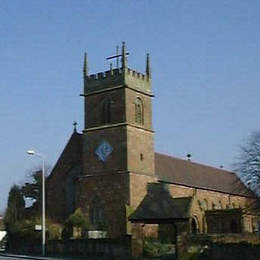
27,150,46,256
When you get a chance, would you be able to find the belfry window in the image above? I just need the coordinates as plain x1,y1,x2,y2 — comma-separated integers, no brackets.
135,97,144,125
102,99,111,124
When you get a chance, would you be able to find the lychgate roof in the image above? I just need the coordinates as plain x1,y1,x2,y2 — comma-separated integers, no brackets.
129,183,191,223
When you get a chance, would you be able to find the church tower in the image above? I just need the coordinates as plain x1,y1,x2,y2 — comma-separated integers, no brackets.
78,43,156,237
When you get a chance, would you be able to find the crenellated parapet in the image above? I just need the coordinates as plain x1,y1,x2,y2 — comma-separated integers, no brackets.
83,42,152,96
86,67,150,81
84,68,124,94
86,68,122,81
84,67,151,95
124,67,151,93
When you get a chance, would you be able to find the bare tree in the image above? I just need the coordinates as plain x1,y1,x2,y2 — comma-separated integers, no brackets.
234,131,260,195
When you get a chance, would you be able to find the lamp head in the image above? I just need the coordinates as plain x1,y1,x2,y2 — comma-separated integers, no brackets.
27,150,35,155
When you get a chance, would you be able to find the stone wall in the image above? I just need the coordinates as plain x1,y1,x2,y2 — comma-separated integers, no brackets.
47,238,131,260
206,209,242,233
84,88,126,129
129,173,156,209
82,126,127,175
125,87,153,130
77,173,129,238
47,132,82,221
127,127,155,177
7,238,131,260
167,183,253,234
177,233,260,260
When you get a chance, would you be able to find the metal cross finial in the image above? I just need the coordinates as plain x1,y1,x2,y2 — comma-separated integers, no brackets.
73,121,78,132
106,44,129,68
116,45,119,68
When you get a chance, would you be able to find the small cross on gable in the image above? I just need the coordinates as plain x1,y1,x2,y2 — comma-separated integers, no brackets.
73,121,78,133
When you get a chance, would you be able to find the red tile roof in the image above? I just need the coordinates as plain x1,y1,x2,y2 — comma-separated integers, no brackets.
155,153,253,197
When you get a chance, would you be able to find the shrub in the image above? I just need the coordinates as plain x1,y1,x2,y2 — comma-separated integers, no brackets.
143,238,175,257
65,208,89,238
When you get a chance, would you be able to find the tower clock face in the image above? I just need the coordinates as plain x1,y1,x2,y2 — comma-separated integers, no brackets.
95,140,113,162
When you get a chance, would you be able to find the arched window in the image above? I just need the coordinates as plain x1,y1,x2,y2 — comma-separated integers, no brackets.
89,196,106,229
191,217,198,234
65,166,81,215
217,201,222,209
135,97,144,125
102,99,111,125
230,219,240,233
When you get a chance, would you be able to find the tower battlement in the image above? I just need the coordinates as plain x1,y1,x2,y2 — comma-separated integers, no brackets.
83,43,152,95
84,67,151,95
87,68,121,80
86,68,148,82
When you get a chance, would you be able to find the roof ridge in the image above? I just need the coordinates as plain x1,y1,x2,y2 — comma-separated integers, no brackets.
73,131,83,136
155,152,236,176
172,196,192,200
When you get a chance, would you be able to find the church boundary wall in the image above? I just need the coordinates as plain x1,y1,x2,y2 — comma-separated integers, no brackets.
177,233,260,260
7,237,131,259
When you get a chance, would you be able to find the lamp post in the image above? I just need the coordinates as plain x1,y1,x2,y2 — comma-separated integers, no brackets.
27,150,46,256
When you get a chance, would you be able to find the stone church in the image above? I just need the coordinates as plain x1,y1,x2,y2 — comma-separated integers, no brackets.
47,42,259,239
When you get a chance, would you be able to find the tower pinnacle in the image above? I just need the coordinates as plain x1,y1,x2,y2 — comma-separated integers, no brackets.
121,42,127,69
83,52,88,78
146,53,151,79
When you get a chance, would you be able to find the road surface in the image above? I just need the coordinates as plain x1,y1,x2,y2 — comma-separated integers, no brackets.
0,257,27,260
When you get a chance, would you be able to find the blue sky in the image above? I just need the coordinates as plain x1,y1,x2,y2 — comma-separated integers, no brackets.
0,0,260,213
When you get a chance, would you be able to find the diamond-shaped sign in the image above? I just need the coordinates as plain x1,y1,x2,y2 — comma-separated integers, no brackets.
95,140,113,162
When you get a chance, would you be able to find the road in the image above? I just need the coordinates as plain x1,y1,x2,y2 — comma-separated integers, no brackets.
0,257,26,260
0,254,61,260
0,255,84,260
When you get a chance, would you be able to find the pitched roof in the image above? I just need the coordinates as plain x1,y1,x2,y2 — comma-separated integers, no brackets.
244,199,260,214
48,131,82,181
47,131,83,220
49,132,253,198
155,153,253,197
129,183,191,223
